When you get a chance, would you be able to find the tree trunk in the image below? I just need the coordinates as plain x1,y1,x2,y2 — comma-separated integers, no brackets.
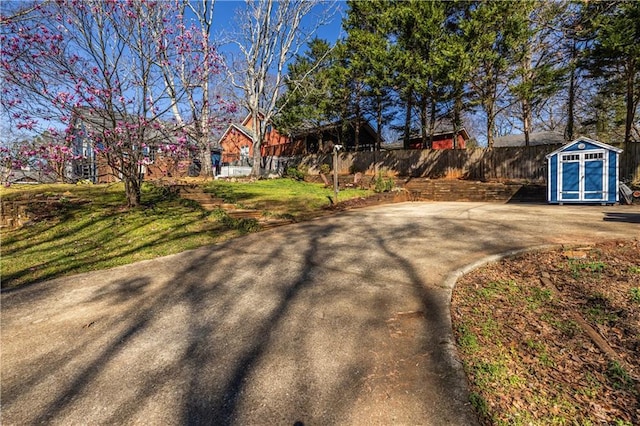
251,111,262,177
354,101,361,151
403,87,413,150
124,175,141,207
565,39,576,141
200,143,213,177
453,89,463,149
251,139,261,176
376,94,382,151
522,97,531,147
521,49,533,147
486,101,495,149
420,97,428,148
624,56,636,151
429,99,436,150
354,120,360,151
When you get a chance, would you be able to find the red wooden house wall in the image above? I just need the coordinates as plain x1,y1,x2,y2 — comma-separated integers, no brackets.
218,113,294,163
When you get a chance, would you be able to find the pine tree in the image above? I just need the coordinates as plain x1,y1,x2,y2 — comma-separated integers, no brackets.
463,1,530,148
583,1,640,147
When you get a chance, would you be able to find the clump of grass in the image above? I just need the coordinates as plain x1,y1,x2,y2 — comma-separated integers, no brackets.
607,361,635,391
568,259,607,279
220,216,260,234
584,294,620,325
526,287,553,310
541,314,580,338
469,392,489,417
456,323,480,354
478,279,519,300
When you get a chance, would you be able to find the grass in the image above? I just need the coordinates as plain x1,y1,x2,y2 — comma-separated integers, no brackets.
456,323,480,354
567,259,607,279
0,179,372,289
204,178,370,218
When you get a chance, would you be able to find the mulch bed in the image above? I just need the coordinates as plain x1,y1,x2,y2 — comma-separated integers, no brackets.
452,239,640,425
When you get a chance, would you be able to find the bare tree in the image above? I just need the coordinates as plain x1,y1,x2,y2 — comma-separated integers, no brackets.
227,0,332,176
155,0,236,177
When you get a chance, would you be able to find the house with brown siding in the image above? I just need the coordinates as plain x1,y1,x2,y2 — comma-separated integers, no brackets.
383,123,470,151
290,120,380,153
218,113,291,164
219,113,382,163
407,122,469,150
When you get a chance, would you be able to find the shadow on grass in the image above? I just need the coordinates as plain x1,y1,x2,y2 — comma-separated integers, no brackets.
0,188,224,290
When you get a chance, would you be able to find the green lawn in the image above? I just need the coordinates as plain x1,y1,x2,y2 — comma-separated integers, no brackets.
204,178,366,218
0,179,371,289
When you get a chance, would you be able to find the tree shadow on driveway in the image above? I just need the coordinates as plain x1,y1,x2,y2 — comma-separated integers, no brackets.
2,203,634,425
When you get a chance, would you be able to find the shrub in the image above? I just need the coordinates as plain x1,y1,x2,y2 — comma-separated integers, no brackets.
373,171,395,193
285,166,305,181
319,163,331,175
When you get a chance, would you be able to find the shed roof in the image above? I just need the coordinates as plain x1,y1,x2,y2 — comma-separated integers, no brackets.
545,136,623,159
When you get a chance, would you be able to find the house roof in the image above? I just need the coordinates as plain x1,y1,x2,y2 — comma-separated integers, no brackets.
291,119,381,142
494,131,565,147
5,169,57,184
218,111,276,145
545,136,623,159
71,107,182,145
240,111,266,127
408,127,470,142
218,123,255,145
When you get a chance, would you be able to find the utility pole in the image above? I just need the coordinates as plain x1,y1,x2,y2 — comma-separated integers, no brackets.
333,145,343,203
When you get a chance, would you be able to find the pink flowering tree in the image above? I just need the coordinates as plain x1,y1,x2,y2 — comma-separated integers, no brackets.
4,131,83,182
0,126,78,184
1,0,229,206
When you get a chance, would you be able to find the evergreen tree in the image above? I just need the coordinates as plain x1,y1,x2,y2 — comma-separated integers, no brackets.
343,0,394,150
275,38,335,140
583,1,640,146
509,1,567,146
463,0,530,148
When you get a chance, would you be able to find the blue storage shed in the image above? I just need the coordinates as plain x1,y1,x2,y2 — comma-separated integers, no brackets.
546,137,622,205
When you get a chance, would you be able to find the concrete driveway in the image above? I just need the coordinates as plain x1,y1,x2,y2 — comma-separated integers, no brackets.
2,202,638,425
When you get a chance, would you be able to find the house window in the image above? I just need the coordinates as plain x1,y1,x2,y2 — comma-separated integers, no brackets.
143,145,156,162
240,145,249,159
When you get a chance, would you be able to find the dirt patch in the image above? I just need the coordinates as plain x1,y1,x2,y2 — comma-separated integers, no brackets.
452,239,640,425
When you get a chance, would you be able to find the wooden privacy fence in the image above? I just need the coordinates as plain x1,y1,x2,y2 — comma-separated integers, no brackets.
284,142,640,183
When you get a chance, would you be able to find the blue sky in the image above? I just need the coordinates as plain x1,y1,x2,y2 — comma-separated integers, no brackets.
211,1,346,55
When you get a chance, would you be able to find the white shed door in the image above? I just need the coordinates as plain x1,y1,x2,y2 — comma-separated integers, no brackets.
559,150,607,201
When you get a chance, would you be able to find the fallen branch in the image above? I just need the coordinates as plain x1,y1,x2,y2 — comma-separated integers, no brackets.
540,276,640,394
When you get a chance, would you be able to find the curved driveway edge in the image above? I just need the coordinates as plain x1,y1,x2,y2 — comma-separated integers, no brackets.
2,202,638,425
